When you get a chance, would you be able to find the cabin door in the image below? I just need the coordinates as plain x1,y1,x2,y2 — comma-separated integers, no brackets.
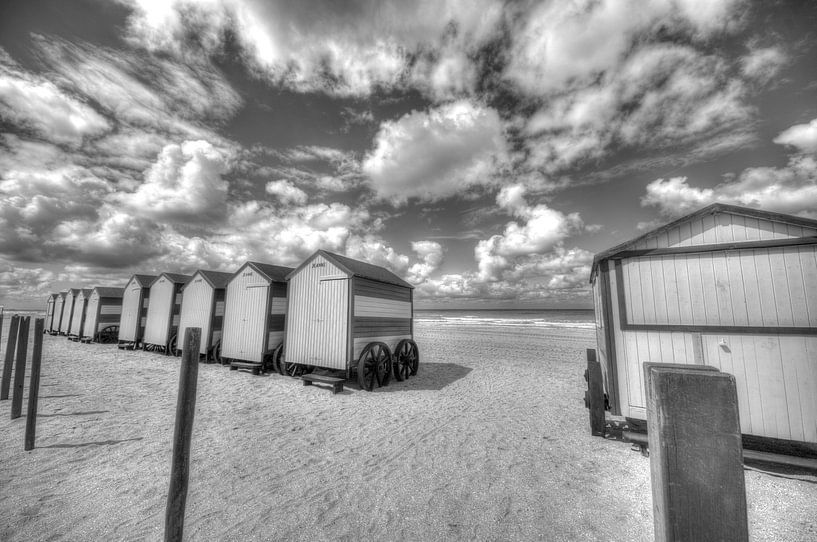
314,277,349,369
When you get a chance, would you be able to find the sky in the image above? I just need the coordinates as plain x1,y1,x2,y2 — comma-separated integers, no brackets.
0,0,816,310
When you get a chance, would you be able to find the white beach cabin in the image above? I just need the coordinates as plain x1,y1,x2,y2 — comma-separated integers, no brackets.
590,203,817,453
177,269,232,360
59,288,80,336
82,287,124,343
143,273,192,353
67,288,92,340
51,292,67,335
45,293,57,333
284,250,418,391
221,262,293,371
118,274,157,349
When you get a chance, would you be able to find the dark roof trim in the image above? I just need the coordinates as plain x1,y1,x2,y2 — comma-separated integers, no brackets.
230,261,294,284
151,273,193,287
287,250,414,289
187,269,234,290
131,274,158,288
590,203,817,282
94,287,125,298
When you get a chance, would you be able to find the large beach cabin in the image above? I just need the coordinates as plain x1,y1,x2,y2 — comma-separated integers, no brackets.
177,270,232,360
221,262,293,370
51,292,67,335
67,288,92,340
82,287,124,343
590,203,817,450
58,288,80,335
143,273,192,353
284,250,418,390
45,293,58,333
118,274,157,349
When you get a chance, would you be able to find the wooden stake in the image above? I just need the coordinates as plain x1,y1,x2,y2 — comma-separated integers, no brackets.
585,348,605,436
11,317,30,419
1,315,19,400
647,367,748,542
164,327,201,542
25,319,45,451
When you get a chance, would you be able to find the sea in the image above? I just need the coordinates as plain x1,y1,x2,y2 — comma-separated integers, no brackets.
414,308,595,330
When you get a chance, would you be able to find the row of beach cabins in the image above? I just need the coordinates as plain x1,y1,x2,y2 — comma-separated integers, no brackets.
42,250,418,391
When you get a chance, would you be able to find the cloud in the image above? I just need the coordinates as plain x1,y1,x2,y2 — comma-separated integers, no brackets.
642,155,817,218
774,118,817,154
120,140,233,223
362,100,509,203
740,45,787,84
407,240,444,284
0,55,110,146
265,179,308,205
345,235,410,277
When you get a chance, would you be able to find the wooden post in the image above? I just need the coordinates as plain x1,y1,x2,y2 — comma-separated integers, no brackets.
646,367,748,542
11,316,30,419
165,327,201,542
1,315,19,400
585,348,605,436
24,319,45,451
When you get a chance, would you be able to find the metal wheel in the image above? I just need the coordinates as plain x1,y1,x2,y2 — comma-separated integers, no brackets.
96,325,119,344
357,342,392,391
212,341,222,364
393,339,418,381
168,334,179,356
262,344,283,374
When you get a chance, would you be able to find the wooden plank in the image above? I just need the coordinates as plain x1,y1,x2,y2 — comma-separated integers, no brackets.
712,252,734,326
659,257,676,324
800,338,817,443
11,317,30,419
686,254,706,323
756,337,790,440
611,235,817,260
754,250,779,327
677,221,692,247
646,368,748,542
1,315,19,400
699,253,720,325
624,260,643,324
586,349,605,436
725,252,748,326
24,319,44,451
768,247,794,326
641,259,657,324
784,247,809,327
675,257,693,325
798,247,817,326
779,337,805,442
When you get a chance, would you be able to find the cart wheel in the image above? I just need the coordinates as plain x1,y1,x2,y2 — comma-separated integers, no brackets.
357,342,392,391
262,345,281,374
96,325,119,344
168,334,179,356
280,359,310,378
213,341,222,364
272,343,284,375
393,339,418,381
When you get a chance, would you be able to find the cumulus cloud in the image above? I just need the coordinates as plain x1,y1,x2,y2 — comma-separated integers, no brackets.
265,180,308,205
407,240,444,284
120,140,233,223
345,235,410,277
363,101,509,203
642,155,817,219
0,55,110,146
740,45,787,84
774,118,817,154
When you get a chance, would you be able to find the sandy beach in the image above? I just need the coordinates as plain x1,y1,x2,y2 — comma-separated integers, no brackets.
1,317,816,541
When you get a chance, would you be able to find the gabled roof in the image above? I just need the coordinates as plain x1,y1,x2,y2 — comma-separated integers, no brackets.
232,261,294,283
79,288,92,297
48,293,58,300
67,288,81,296
151,272,193,287
288,250,414,289
130,274,157,288
187,269,233,290
591,203,817,282
94,287,124,298
57,291,68,298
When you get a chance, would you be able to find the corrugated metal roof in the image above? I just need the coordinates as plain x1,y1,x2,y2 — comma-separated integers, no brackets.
132,274,157,287
247,262,294,282
197,270,233,289
292,250,414,289
94,286,124,298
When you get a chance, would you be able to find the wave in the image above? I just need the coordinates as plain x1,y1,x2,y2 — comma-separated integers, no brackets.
415,315,595,330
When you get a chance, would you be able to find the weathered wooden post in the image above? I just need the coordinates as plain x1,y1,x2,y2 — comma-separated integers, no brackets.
584,348,605,436
646,366,748,542
165,327,201,542
11,316,30,419
25,319,45,451
1,315,19,400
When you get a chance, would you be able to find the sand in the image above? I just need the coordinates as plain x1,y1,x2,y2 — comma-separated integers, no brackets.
1,318,816,541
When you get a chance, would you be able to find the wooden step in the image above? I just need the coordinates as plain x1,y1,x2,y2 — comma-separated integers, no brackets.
230,361,262,375
302,373,344,394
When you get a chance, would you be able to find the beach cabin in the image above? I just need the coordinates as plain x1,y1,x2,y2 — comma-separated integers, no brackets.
221,262,293,372
51,292,67,335
118,274,157,349
58,288,80,335
143,273,192,353
590,203,817,452
284,250,418,391
45,293,58,333
82,287,124,343
177,270,232,360
67,288,92,340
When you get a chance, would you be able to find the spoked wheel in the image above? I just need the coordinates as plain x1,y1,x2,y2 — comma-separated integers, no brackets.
357,342,392,391
392,339,419,381
280,357,311,378
168,334,179,356
262,344,283,374
212,341,222,364
96,325,119,344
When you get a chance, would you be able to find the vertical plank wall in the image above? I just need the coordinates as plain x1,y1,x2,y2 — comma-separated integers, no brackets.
144,279,175,346
221,266,271,363
118,280,143,342
178,277,215,355
609,211,817,443
53,293,66,333
267,283,287,354
59,289,79,334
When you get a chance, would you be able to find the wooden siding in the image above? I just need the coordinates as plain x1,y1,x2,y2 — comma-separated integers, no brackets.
53,295,66,332
212,291,225,347
144,278,177,346
45,298,55,331
631,211,817,250
354,296,412,319
221,266,272,363
353,277,411,302
178,277,216,355
285,254,349,370
68,293,88,336
118,280,144,342
59,293,77,334
352,317,412,337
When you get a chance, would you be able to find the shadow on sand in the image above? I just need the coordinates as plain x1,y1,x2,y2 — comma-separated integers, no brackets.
344,362,473,393
38,410,110,418
39,437,143,449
